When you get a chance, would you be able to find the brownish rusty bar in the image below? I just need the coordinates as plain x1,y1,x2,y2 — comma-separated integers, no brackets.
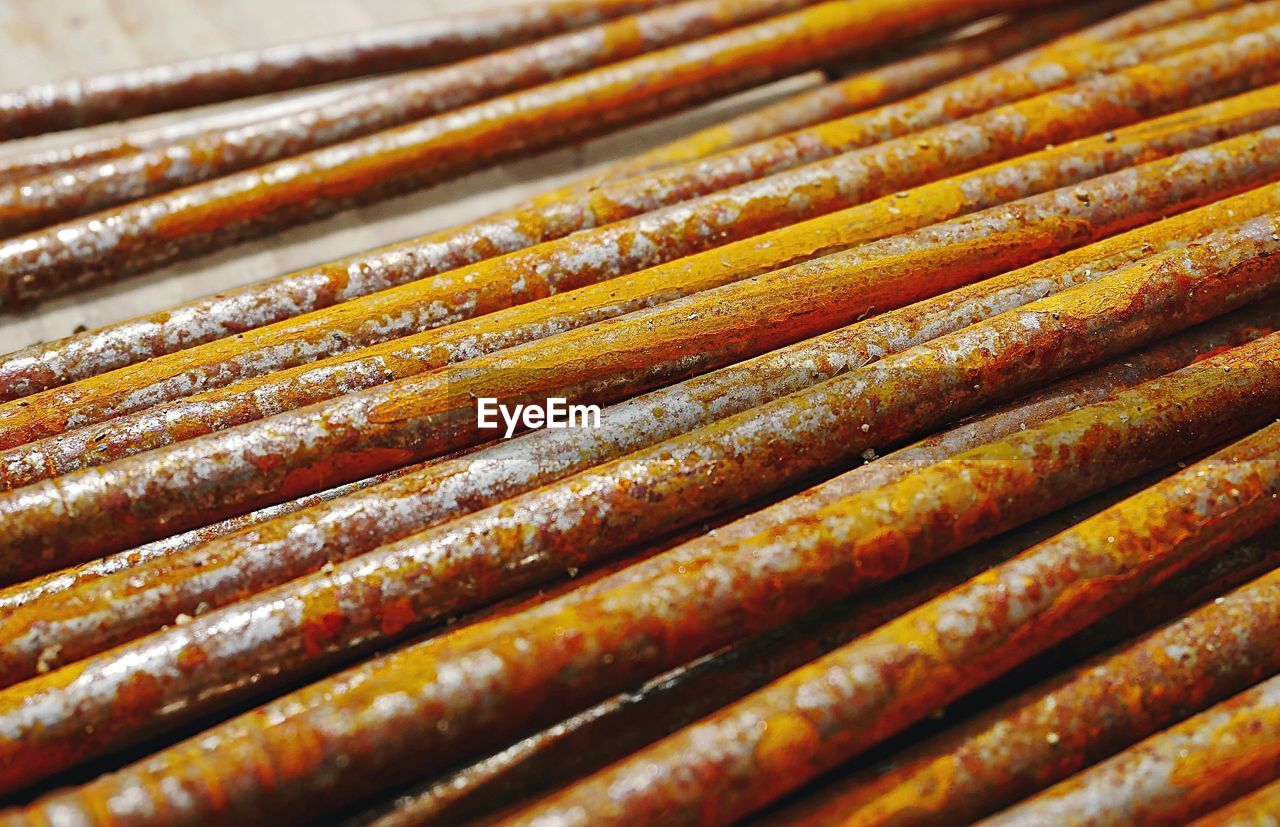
8,94,1280,487
6,59,1280,470
5,128,1280,575
0,0,1044,310
981,672,1280,826
0,82,371,185
764,533,1280,827
549,3,1134,190
506,418,1280,827
1,217,1279,806
373,522,1280,827
345,497,1120,827
7,294,1274,705
0,0,669,139
340,321,1280,827
1,192,1274,687
1191,777,1280,825
0,0,818,237
0,1,1268,395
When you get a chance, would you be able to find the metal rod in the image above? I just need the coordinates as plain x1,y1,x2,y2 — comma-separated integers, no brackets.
0,0,669,139
1,212,1279,810
0,0,818,237
1,0,1269,394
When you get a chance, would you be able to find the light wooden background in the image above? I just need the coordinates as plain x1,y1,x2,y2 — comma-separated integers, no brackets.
0,0,818,352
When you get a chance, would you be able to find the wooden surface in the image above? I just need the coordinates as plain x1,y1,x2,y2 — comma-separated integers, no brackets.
0,0,817,353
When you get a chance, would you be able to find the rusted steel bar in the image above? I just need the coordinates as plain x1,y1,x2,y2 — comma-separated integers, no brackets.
1191,777,1280,825
340,318,1280,827
5,129,1280,575
0,4,1268,392
981,672,1280,826
765,534,1280,827
370,521,1280,827
0,82,375,185
6,276,1280,824
522,0,1245,204
1,194,1273,692
345,497,1123,827
507,418,1280,827
553,4,1134,189
6,56,1280,464
8,95,1280,488
3,214,1280,802
0,457,441,613
0,142,1274,625
7,293,1273,709
0,0,819,238
0,0,669,140
0,0,1042,310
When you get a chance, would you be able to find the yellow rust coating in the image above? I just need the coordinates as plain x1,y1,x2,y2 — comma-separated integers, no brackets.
766,547,1280,827
0,0,1045,309
2,130,1280,574
5,65,1280,470
555,4,1131,189
982,671,1280,826
1190,777,1280,826
2,213,1280,818
511,411,1280,826
4,88,1280,486
0,0,816,237
1,0,1273,399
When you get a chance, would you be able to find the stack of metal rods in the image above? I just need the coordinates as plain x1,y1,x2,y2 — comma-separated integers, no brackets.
3,0,1280,823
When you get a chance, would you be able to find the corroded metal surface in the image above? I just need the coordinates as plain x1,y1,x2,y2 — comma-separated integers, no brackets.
339,315,1280,827
6,101,1280,487
1,218,1279,809
0,0,668,139
510,412,1280,827
0,0,1037,310
1,198,1275,695
0,82,369,185
4,296,1273,714
766,534,1280,827
1191,778,1280,826
4,133,1280,574
1,2,1270,395
981,672,1280,826
0,0,812,237
550,3,1132,190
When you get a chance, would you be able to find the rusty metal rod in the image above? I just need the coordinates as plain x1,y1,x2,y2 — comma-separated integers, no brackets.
1,137,1277,657
0,0,670,140
0,1,1267,395
0,0,820,238
522,0,1247,202
6,46,1280,464
0,0,1042,310
2,186,1274,680
1190,777,1280,826
1,213,1279,805
508,407,1280,827
4,127,1279,575
8,294,1274,706
338,315,1280,827
0,82,375,185
980,671,1280,826
345,499,1124,827
7,91,1280,489
543,3,1135,192
764,534,1280,827
380,522,1280,827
